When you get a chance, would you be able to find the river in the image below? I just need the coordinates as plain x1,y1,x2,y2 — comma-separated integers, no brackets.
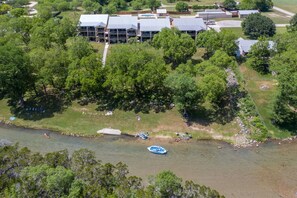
1,125,297,198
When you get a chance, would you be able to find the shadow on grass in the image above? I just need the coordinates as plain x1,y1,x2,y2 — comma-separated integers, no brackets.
9,95,70,121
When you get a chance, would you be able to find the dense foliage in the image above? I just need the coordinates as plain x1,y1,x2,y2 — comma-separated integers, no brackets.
241,13,276,39
288,13,297,32
223,0,237,10
239,0,273,11
270,32,297,129
175,2,189,12
153,28,196,67
0,144,224,198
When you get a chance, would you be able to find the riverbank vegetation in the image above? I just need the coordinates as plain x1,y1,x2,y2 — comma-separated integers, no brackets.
0,144,224,197
0,1,296,144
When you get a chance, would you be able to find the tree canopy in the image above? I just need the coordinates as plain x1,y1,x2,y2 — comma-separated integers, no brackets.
241,13,276,39
0,145,225,198
288,13,297,32
153,28,196,67
239,0,273,11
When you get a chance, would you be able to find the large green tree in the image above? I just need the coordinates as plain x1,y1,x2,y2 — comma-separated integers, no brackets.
0,44,34,103
223,0,237,10
153,28,196,67
105,44,169,110
175,2,188,12
241,13,276,39
165,71,203,111
196,29,238,58
246,38,272,74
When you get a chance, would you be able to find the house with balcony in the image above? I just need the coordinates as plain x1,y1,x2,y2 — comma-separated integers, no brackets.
107,15,138,44
172,17,206,39
78,14,109,42
139,18,171,42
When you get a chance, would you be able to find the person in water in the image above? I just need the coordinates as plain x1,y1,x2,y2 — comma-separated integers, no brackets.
44,132,50,138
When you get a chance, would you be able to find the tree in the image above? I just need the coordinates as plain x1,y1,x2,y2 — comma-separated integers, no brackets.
242,13,276,39
288,13,297,32
165,72,203,111
153,28,196,67
146,0,161,11
104,44,169,110
209,50,237,69
270,49,297,128
196,29,238,57
223,0,237,10
175,2,188,12
151,171,183,197
246,38,272,74
0,44,34,103
102,3,117,14
0,4,12,15
131,0,143,10
240,0,273,11
19,165,75,197
10,8,26,17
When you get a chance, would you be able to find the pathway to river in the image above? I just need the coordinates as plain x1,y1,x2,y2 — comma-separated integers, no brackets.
1,125,297,198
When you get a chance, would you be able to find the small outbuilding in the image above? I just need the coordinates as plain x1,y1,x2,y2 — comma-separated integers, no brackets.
238,10,259,18
236,37,275,56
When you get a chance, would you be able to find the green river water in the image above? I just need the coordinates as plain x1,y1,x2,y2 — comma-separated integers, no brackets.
1,125,297,198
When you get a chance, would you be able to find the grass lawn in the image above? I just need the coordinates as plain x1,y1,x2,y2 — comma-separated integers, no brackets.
221,27,246,39
221,27,287,39
0,99,240,141
239,64,291,138
90,42,105,57
272,0,297,14
262,10,291,24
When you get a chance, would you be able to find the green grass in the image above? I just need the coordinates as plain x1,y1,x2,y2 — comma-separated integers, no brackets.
90,42,105,57
221,27,287,39
239,65,291,138
0,99,240,140
262,10,291,24
161,0,222,6
221,27,247,39
272,0,297,14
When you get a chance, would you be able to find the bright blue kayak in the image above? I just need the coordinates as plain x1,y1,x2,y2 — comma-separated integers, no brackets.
147,145,167,155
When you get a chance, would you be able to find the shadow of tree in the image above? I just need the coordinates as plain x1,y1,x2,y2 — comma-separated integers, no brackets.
9,94,70,121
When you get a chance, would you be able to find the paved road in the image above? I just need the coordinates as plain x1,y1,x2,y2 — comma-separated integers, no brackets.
273,6,294,17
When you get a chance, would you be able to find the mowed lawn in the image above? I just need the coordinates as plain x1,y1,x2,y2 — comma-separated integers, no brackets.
239,65,291,138
0,99,240,140
272,0,297,14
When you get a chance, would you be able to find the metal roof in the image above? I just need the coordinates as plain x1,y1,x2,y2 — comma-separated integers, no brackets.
79,14,109,27
139,18,170,31
238,10,259,15
107,16,138,29
173,18,206,31
236,38,274,53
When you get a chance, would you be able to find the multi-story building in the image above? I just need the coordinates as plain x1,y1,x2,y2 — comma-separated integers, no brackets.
78,14,109,42
107,15,138,44
172,17,206,39
139,18,171,42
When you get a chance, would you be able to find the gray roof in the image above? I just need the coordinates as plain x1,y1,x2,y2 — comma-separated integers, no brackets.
107,16,138,29
79,14,109,27
236,38,274,53
238,10,259,15
140,18,170,32
173,18,206,31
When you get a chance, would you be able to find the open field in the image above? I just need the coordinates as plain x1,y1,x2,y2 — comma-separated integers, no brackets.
273,0,297,14
221,26,287,39
262,10,291,24
239,65,291,138
0,99,240,141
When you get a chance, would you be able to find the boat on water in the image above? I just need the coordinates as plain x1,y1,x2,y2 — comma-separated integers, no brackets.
147,145,167,155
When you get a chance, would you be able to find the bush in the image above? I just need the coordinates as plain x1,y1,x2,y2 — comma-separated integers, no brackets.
175,2,189,12
192,5,217,10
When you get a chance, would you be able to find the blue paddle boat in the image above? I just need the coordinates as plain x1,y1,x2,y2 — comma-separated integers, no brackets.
147,145,167,155
136,132,149,140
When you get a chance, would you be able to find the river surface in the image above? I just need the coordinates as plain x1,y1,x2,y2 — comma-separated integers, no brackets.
1,126,297,198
